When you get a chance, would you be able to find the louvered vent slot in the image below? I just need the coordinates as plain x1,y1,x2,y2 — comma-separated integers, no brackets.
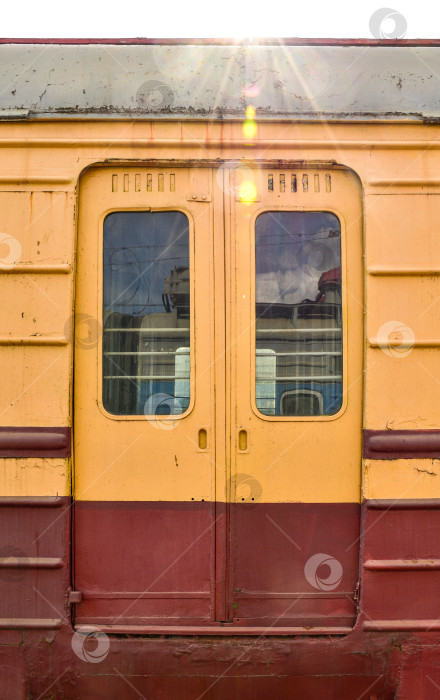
111,172,177,192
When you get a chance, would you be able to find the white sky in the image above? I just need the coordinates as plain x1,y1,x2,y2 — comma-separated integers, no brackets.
2,0,439,39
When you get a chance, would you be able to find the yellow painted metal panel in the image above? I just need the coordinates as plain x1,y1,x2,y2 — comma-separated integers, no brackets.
75,163,363,504
368,277,440,342
0,120,439,504
0,458,70,497
365,193,440,430
366,194,440,268
0,191,74,265
365,348,440,429
230,167,363,503
0,347,70,427
74,167,216,502
0,274,71,338
364,459,440,500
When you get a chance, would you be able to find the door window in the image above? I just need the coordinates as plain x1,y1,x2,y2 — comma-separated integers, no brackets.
102,211,190,416
255,211,342,416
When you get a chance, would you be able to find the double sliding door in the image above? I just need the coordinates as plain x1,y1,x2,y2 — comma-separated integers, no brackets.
74,163,362,630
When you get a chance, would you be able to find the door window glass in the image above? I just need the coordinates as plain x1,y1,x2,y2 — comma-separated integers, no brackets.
103,211,190,416
255,211,342,416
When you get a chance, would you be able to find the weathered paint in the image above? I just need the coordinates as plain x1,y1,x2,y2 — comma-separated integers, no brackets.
73,501,359,628
1,40,440,694
74,165,362,504
1,43,440,121
0,426,71,457
1,499,440,696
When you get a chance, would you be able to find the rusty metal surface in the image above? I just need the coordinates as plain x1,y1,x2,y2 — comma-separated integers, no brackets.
1,44,440,121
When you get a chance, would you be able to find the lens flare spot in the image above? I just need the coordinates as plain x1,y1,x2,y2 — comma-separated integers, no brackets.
243,120,257,140
239,181,257,203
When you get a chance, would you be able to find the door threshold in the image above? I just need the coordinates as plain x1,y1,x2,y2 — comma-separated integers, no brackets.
78,624,353,636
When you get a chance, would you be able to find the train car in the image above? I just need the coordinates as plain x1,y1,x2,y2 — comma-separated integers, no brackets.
1,37,440,699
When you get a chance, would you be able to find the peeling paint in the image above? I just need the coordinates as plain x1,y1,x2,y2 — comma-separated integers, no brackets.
1,45,440,121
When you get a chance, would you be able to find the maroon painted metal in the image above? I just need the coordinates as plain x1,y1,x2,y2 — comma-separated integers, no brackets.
0,557,63,568
0,496,70,628
0,427,71,458
364,559,440,570
74,501,359,630
367,499,440,509
363,429,440,459
364,620,440,630
360,499,440,632
94,624,353,635
1,498,440,696
1,38,440,46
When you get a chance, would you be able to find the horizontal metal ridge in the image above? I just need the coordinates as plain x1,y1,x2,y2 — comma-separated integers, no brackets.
3,39,440,46
0,175,73,184
364,430,440,459
0,138,439,150
91,624,353,637
2,264,71,274
0,336,68,346
368,339,440,348
364,559,440,571
0,427,71,458
233,591,354,599
0,618,63,629
0,496,65,507
365,499,440,510
363,620,440,631
368,266,440,276
0,557,63,569
368,179,440,187
82,591,210,600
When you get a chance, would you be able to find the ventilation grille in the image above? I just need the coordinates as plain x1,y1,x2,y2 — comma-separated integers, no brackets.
112,173,176,193
267,173,332,193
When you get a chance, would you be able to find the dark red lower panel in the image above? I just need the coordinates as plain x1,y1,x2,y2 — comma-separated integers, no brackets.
74,501,360,628
0,496,70,624
74,500,215,625
361,501,440,625
3,499,440,697
230,502,359,626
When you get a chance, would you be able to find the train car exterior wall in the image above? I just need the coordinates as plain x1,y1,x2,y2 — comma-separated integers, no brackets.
1,41,440,699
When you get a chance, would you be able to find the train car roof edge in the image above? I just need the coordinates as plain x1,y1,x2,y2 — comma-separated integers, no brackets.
1,42,440,121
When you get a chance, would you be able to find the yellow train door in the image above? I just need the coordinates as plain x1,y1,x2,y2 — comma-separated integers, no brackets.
73,163,362,632
224,165,363,629
74,166,219,627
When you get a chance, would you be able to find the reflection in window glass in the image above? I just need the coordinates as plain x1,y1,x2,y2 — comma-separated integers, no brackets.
103,211,190,416
255,211,342,417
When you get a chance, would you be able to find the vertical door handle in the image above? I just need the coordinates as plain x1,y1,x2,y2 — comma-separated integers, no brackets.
238,429,248,451
198,428,208,450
